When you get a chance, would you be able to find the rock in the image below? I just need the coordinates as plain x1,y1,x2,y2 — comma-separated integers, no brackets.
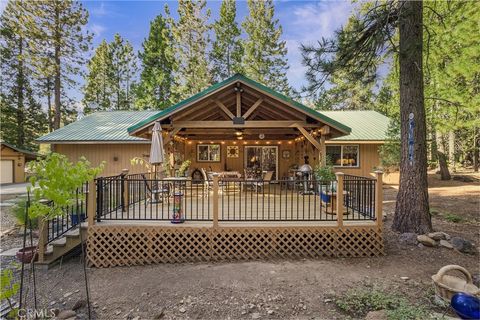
57,310,76,320
440,239,453,249
72,299,86,311
267,309,274,315
417,243,425,249
473,273,480,288
50,301,56,306
251,312,261,319
132,317,140,320
154,309,165,319
365,310,388,320
451,237,477,254
428,232,450,241
179,307,186,313
400,276,409,281
115,310,122,316
63,292,73,298
417,235,436,247
323,299,332,303
399,233,418,245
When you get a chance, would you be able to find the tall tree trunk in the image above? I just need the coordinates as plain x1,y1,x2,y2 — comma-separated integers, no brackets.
448,131,456,172
392,0,432,234
437,151,451,180
53,5,61,130
16,36,25,146
474,127,479,172
47,77,53,132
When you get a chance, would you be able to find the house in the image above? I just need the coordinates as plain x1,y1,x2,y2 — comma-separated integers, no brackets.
36,75,390,179
0,141,38,184
35,74,387,267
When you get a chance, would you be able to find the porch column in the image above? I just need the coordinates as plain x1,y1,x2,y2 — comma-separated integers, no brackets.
320,134,326,166
87,180,96,226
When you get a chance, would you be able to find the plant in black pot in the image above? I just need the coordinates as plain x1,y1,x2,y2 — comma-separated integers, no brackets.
314,158,337,202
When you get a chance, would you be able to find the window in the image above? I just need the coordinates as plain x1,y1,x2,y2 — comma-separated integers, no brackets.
197,144,221,162
326,145,359,167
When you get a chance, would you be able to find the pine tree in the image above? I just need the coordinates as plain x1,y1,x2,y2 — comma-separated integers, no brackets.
171,0,211,99
110,33,138,110
242,0,290,94
135,13,176,110
22,0,91,129
210,0,243,82
83,40,114,112
0,0,47,150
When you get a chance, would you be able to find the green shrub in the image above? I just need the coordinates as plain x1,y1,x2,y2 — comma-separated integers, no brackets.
444,213,463,223
12,198,38,229
335,288,428,319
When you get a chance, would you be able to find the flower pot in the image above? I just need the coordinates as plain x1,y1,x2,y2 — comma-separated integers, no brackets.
16,246,38,263
71,213,86,226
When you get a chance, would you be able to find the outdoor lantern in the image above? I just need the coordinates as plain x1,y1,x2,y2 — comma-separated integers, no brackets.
171,192,184,224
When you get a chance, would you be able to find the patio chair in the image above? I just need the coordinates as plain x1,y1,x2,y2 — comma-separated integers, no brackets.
141,174,170,203
200,168,212,195
252,170,274,192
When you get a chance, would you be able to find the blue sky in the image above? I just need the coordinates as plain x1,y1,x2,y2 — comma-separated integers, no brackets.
83,1,355,90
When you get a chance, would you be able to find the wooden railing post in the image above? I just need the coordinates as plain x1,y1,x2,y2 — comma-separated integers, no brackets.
37,218,48,263
335,172,344,228
87,180,96,226
212,174,219,228
121,169,129,212
374,170,384,228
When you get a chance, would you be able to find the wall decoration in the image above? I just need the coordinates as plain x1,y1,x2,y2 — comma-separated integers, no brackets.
227,146,239,158
282,150,290,159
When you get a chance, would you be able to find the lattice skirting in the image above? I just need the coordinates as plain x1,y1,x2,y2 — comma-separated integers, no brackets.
87,225,384,268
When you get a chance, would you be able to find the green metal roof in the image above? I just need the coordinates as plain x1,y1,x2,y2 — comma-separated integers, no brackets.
127,73,351,135
36,110,390,143
36,111,158,143
319,110,391,141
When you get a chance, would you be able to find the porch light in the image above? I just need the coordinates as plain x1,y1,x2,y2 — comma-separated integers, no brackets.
237,136,243,140
235,130,243,136
210,141,214,144
221,141,225,144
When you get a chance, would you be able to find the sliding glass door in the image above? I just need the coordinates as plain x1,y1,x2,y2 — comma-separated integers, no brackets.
244,146,278,179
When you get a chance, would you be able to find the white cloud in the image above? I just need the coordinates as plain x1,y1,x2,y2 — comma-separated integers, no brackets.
90,23,106,38
0,0,8,14
279,1,355,91
92,2,108,17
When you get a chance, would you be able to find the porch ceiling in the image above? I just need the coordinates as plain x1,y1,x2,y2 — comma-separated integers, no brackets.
128,74,351,141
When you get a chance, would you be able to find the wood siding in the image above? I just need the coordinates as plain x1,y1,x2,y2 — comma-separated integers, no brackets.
0,145,26,183
56,144,151,176
55,141,382,179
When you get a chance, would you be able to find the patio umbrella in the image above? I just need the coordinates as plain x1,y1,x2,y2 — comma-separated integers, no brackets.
150,121,165,178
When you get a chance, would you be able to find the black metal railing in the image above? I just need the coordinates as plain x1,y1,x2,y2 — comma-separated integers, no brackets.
218,178,336,221
94,173,378,223
343,174,376,220
46,183,88,244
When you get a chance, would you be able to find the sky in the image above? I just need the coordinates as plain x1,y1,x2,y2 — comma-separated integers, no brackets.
0,0,356,101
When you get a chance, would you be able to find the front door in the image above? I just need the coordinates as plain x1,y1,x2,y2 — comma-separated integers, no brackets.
244,146,278,180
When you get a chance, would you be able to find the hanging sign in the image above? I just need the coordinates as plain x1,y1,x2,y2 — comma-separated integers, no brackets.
408,113,415,166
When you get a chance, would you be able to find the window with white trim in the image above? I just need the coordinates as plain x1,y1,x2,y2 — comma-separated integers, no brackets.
197,144,221,162
326,145,359,167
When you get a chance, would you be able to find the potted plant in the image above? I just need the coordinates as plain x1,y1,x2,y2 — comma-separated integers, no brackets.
178,160,191,177
314,158,336,202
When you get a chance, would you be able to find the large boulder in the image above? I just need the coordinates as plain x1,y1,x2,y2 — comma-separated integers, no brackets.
428,232,450,241
417,235,436,247
450,237,477,254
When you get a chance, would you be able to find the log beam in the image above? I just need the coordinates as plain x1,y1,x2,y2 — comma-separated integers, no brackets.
170,121,318,128
293,124,322,150
213,100,235,120
243,98,264,119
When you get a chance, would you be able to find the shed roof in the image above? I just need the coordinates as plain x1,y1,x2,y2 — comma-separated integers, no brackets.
36,110,390,143
1,141,39,159
321,110,391,141
36,111,158,143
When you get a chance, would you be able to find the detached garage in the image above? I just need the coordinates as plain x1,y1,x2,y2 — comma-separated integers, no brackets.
0,141,38,184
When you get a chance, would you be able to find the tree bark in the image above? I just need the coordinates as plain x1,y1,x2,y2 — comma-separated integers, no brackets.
437,151,451,180
46,77,53,132
53,4,61,130
474,127,479,172
392,0,432,234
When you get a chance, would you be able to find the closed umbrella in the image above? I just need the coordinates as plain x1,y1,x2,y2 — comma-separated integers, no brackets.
150,121,165,178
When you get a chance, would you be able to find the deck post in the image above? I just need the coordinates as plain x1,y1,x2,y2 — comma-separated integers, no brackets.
335,172,344,228
212,174,219,228
37,217,48,263
374,170,384,228
320,134,326,166
121,169,129,212
87,180,96,226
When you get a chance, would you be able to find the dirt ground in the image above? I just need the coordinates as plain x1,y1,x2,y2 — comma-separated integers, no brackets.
1,172,479,319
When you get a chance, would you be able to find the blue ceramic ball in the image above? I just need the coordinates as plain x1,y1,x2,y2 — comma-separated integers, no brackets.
451,293,480,320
